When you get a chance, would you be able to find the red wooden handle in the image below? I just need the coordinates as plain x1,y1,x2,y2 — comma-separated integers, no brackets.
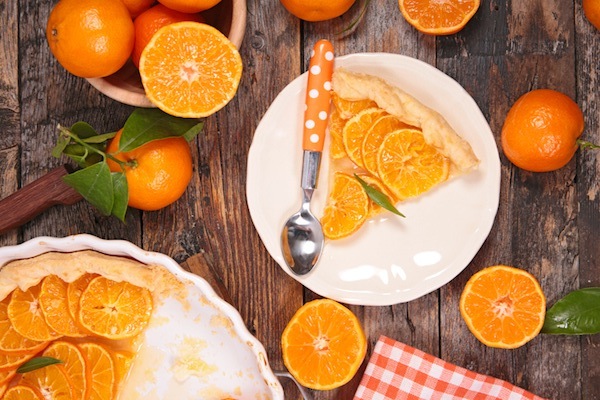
0,165,82,235
302,39,335,152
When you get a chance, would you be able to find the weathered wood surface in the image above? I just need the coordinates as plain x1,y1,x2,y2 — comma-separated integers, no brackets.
1,0,599,399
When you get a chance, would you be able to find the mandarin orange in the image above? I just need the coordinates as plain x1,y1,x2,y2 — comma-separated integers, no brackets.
78,343,116,400
43,341,87,400
321,172,370,239
121,0,155,18
7,283,61,342
342,108,387,168
279,0,356,21
399,0,480,35
583,0,600,30
20,364,74,400
158,0,221,13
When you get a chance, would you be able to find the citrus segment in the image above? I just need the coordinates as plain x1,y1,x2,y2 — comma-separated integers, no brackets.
7,283,61,341
139,21,243,118
79,343,115,400
67,273,98,330
3,384,43,400
399,0,480,35
377,129,449,200
342,108,387,168
78,277,152,340
328,107,347,159
361,115,413,176
282,299,366,390
331,92,378,119
20,364,74,400
39,276,86,337
0,297,48,354
321,172,370,240
459,265,546,349
43,341,87,400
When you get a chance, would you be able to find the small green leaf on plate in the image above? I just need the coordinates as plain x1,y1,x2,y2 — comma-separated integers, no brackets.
542,287,600,335
354,174,405,217
63,162,114,216
17,356,62,373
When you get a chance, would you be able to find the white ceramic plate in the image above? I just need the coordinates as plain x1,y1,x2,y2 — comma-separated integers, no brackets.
247,53,501,306
0,234,284,400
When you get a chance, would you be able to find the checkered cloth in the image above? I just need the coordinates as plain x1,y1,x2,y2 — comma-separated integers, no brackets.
354,336,546,400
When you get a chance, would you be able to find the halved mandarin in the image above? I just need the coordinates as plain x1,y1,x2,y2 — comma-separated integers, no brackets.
39,275,87,337
399,0,480,35
342,108,387,168
43,341,87,400
79,342,115,400
0,297,48,354
361,115,414,176
19,364,74,400
78,277,152,340
377,128,449,200
331,92,378,120
7,283,61,342
321,172,370,240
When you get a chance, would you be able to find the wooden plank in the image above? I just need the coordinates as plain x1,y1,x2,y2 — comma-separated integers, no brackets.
0,148,19,246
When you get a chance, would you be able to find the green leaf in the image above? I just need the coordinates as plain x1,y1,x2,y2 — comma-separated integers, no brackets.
110,172,128,222
119,108,204,152
52,134,70,159
577,139,600,150
82,131,117,144
63,162,114,216
542,287,600,334
354,174,405,217
70,121,98,139
17,357,62,373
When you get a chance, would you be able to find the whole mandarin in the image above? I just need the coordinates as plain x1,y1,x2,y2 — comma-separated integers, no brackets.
157,0,221,13
279,0,356,21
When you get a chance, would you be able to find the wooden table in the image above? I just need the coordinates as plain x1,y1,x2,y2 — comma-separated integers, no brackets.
1,1,599,399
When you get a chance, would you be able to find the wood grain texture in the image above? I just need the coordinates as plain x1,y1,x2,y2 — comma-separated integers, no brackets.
1,0,599,399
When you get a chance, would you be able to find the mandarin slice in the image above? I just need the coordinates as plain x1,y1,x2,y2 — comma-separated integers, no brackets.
331,92,378,120
321,172,370,240
3,384,44,400
0,351,35,372
7,283,61,342
43,341,87,400
361,115,414,176
112,350,134,384
139,21,243,118
0,297,48,354
377,128,449,200
67,273,98,331
459,265,546,349
79,343,115,400
39,276,86,337
282,299,367,390
327,107,347,160
399,0,480,35
342,108,387,168
78,277,152,340
20,364,74,400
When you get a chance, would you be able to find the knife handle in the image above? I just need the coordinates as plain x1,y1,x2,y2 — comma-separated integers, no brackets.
0,165,82,235
302,39,334,153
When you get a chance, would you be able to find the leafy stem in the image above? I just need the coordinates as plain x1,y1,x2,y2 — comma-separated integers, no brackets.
336,0,372,37
57,125,127,167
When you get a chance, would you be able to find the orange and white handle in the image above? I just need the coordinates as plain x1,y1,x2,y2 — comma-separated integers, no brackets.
302,39,334,152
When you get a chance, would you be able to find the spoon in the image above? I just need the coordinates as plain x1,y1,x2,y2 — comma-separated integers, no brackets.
274,370,314,400
281,39,335,276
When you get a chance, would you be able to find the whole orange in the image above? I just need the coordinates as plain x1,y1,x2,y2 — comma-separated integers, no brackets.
157,0,221,13
106,129,193,211
501,89,584,172
132,4,203,68
121,0,155,18
46,0,135,78
583,0,600,30
279,0,356,21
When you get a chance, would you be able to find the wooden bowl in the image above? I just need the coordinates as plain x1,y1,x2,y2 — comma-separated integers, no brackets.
86,0,247,108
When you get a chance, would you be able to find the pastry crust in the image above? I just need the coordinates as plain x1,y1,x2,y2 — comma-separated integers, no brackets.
332,68,479,175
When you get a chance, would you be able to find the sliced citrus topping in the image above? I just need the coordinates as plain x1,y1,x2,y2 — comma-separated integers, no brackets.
139,21,243,118
4,384,44,400
79,343,115,400
20,364,74,400
43,341,87,400
377,128,449,200
328,107,347,160
0,297,48,354
39,276,86,337
0,351,35,372
356,174,398,216
8,283,61,341
361,115,413,176
459,265,546,349
67,273,98,331
343,108,387,168
282,299,367,390
321,172,370,240
112,350,134,383
331,92,378,120
78,277,152,340
398,0,480,35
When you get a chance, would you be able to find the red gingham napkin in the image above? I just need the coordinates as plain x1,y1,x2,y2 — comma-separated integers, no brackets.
354,336,547,400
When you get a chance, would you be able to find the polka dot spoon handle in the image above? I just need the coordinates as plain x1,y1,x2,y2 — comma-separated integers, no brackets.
302,39,334,152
